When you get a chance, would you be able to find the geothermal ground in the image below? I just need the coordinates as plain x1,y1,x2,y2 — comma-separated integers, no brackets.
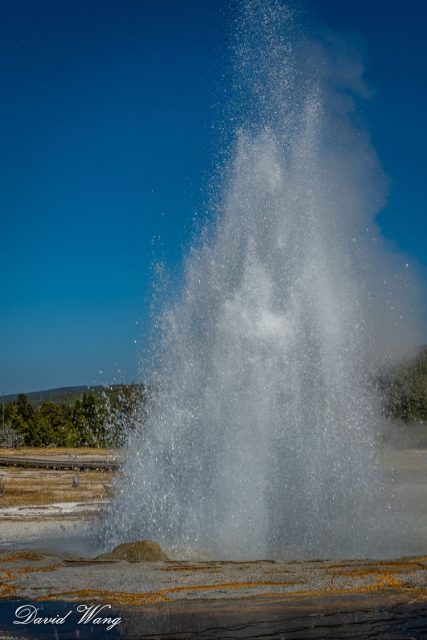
0,436,427,638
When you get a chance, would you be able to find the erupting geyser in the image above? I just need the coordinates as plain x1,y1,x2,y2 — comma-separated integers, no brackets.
103,0,421,559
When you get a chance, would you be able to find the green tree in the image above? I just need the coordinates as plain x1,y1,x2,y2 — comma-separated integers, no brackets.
4,404,27,442
15,394,33,422
381,348,427,422
30,402,78,447
71,394,104,446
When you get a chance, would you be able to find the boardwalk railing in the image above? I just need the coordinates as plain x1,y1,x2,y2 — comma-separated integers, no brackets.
0,455,121,471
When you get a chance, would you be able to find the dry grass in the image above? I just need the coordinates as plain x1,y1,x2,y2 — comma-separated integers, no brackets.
0,466,117,506
0,447,119,457
0,448,120,506
0,551,44,562
0,490,108,506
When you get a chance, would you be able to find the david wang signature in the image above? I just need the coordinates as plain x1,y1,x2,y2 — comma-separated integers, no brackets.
13,604,121,630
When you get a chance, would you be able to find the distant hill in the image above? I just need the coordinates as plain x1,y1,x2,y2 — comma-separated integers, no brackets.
1,385,109,407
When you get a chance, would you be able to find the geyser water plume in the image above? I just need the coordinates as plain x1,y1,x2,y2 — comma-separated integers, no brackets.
103,0,421,559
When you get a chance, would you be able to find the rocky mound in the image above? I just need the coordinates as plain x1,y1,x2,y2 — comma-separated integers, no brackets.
97,539,169,562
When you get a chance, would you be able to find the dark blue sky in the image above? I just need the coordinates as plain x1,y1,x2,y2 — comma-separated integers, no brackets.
0,0,426,394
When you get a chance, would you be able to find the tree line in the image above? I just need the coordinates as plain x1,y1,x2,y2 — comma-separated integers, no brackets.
0,385,146,448
0,349,426,449
380,348,427,422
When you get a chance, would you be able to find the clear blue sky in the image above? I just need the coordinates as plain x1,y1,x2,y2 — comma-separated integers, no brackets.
0,0,426,394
